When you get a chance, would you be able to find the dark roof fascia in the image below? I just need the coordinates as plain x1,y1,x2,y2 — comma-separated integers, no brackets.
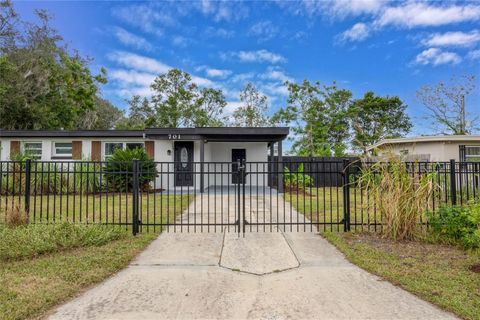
0,130,145,138
145,127,289,140
0,127,290,140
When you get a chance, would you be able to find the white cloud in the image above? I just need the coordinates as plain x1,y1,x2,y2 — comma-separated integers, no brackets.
113,27,152,51
204,26,235,38
415,48,461,66
280,0,384,19
422,30,480,48
110,69,156,87
172,36,193,47
195,0,249,22
259,67,293,83
108,51,171,74
375,2,480,29
248,20,279,42
108,51,217,98
467,49,480,60
112,4,172,36
223,50,286,64
198,66,232,79
338,23,370,43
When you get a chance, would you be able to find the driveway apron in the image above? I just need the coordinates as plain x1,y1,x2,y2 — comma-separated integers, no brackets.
49,194,457,320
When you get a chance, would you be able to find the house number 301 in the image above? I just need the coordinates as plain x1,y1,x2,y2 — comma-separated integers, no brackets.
168,134,181,140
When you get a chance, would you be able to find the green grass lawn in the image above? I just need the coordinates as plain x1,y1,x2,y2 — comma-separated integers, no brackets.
0,194,190,320
0,231,157,320
1,194,192,230
323,232,480,320
284,187,380,229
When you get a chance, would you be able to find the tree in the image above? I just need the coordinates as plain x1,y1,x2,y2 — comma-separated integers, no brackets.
416,74,477,135
0,4,107,129
147,69,226,127
350,92,412,154
232,83,270,127
74,97,124,130
116,95,152,129
272,80,352,156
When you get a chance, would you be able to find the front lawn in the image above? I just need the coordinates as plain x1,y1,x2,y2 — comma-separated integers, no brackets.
323,232,480,320
0,194,189,320
0,228,157,320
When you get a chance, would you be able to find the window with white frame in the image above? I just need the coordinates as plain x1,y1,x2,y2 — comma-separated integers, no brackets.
465,146,480,162
104,142,144,158
23,142,42,159
52,142,73,158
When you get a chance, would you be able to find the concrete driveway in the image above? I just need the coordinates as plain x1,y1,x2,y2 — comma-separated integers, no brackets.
49,230,456,319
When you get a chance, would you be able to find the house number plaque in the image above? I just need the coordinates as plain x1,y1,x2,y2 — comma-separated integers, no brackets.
168,134,181,140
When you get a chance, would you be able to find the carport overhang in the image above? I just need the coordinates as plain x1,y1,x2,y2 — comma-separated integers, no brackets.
145,127,288,194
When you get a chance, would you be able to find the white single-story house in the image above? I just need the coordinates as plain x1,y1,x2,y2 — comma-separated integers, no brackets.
367,135,480,162
0,127,288,191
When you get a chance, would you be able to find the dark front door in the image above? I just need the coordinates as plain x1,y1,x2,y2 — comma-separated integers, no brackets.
174,141,194,187
232,149,246,184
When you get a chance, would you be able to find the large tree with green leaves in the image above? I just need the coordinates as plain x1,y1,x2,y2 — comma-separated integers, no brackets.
146,69,226,127
350,92,412,154
273,80,352,156
0,2,107,130
116,95,152,129
74,97,124,130
232,82,270,127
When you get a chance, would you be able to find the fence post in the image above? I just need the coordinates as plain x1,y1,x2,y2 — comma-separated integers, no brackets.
132,159,140,235
450,159,457,206
24,159,31,224
342,159,351,232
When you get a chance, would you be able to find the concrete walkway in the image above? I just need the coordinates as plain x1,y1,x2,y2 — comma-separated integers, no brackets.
49,195,457,320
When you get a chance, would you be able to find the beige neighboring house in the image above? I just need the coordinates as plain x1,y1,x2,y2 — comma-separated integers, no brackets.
367,135,480,162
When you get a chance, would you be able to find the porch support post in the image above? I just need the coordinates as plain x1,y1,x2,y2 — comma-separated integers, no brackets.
278,140,284,193
269,142,275,187
200,138,205,193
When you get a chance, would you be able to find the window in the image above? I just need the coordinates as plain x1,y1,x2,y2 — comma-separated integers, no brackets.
23,142,42,159
465,146,480,162
104,142,144,158
52,142,72,158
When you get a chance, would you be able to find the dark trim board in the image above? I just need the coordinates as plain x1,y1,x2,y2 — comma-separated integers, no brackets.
0,127,289,142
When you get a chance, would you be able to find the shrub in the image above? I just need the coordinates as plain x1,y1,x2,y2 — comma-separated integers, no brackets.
358,157,438,241
0,223,127,261
70,161,102,194
427,203,480,249
284,164,313,192
103,148,157,192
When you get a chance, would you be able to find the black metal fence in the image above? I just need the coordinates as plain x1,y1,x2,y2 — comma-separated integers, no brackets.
0,159,479,234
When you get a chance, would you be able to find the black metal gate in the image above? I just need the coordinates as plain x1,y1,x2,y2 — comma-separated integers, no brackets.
131,159,349,235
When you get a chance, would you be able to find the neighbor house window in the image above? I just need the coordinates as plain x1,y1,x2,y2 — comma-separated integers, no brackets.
104,142,144,158
465,146,480,162
52,142,72,158
23,142,42,159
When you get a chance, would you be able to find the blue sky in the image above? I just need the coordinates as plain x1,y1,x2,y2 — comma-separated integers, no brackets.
14,0,480,136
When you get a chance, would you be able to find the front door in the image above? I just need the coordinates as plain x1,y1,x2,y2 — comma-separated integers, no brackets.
174,141,194,187
232,149,246,184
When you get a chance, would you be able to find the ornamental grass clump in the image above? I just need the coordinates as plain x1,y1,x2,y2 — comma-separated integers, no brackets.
358,157,438,241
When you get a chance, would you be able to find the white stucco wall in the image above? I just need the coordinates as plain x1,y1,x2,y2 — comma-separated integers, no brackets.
0,137,271,189
378,141,480,162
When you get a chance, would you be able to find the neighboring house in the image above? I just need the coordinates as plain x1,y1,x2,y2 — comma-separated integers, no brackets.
367,135,480,162
0,127,288,191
